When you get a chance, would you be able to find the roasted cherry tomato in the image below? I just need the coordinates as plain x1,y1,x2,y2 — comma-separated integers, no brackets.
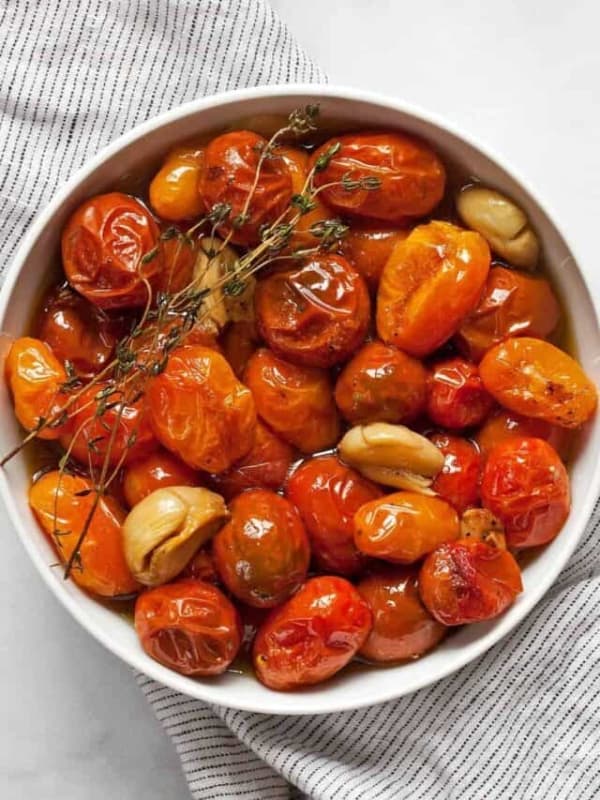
180,547,219,583
377,221,490,357
427,357,495,430
430,433,481,513
61,192,163,309
211,420,295,499
155,234,196,294
285,454,383,575
277,146,330,249
122,449,201,507
135,580,242,676
455,266,561,361
213,489,310,608
354,491,460,563
244,348,341,452
253,575,372,690
419,538,522,625
5,337,71,439
29,471,139,597
311,133,445,222
146,345,256,472
220,320,261,378
479,337,597,429
357,567,445,662
480,437,570,548
339,226,409,291
199,130,293,246
149,144,205,221
475,409,569,461
255,253,370,368
334,340,427,425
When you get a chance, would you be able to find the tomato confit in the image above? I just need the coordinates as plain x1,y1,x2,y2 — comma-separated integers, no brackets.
4,105,597,690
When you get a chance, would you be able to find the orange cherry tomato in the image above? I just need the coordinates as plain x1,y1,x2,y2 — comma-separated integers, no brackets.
455,266,561,361
135,580,242,676
179,547,219,583
149,144,205,221
430,433,481,513
377,221,490,357
199,130,293,246
277,146,330,249
311,133,445,222
211,420,295,499
285,454,383,576
29,471,140,597
244,348,341,452
339,226,410,291
253,575,372,690
255,253,370,368
357,567,446,662
479,337,597,429
334,340,427,425
419,538,522,625
480,437,570,549
475,409,570,461
427,357,494,430
213,489,310,608
146,345,256,472
155,234,196,294
354,491,460,564
122,449,201,507
61,192,163,309
220,320,261,378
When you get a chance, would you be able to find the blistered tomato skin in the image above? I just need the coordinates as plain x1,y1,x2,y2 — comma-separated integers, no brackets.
244,348,341,453
427,358,495,430
199,130,293,246
419,539,523,625
123,450,201,507
213,489,310,608
29,471,140,597
340,227,409,291
285,455,383,575
430,433,481,513
357,567,446,662
480,437,570,549
354,491,460,564
475,409,569,461
61,192,163,310
135,580,242,676
377,221,491,357
255,254,370,369
253,576,373,690
149,144,205,221
311,133,445,222
334,341,427,426
146,345,256,473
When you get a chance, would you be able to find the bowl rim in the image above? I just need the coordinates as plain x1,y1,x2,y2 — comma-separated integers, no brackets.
1,83,599,715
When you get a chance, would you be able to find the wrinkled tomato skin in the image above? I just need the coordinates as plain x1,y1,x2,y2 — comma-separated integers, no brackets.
29,471,140,597
427,357,495,430
244,348,341,453
146,345,256,472
211,420,295,499
135,580,242,676
377,221,490,357
340,226,409,291
479,337,597,429
213,489,310,608
155,235,196,294
311,133,445,222
253,575,372,690
220,320,261,378
200,130,293,246
455,266,561,362
430,433,481,513
475,409,570,462
180,547,219,583
334,340,427,425
61,192,163,309
122,449,201,507
285,455,383,576
255,254,370,368
277,147,330,249
357,567,446,662
354,491,460,564
480,437,570,549
149,144,205,221
419,539,522,625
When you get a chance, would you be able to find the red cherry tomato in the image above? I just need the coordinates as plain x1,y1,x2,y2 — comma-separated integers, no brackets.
430,433,481,513
179,547,219,584
427,357,495,430
339,226,410,291
277,146,330,250
122,449,201,507
253,575,372,690
475,409,570,461
480,437,570,549
220,320,261,378
135,580,242,676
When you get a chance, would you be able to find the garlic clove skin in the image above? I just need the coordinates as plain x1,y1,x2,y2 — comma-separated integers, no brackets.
460,507,507,549
123,486,229,586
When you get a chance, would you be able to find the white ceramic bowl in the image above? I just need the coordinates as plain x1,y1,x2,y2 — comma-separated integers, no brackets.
1,85,598,715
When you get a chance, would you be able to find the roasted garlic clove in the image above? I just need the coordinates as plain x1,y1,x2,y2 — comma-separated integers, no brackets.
460,507,506,549
123,486,229,586
338,422,444,493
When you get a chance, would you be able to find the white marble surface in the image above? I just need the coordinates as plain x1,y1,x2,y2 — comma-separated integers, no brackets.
1,1,599,798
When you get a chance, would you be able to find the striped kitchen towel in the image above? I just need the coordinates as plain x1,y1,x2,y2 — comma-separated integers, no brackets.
2,2,599,799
